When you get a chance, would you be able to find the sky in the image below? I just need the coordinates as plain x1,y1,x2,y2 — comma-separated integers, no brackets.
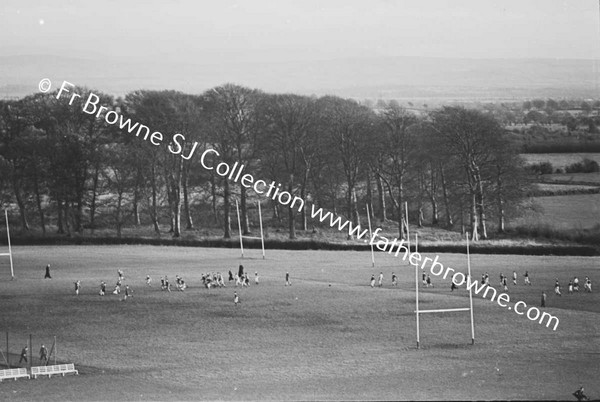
1,0,599,97
1,0,599,62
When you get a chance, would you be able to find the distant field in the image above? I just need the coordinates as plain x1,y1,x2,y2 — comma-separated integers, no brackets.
535,182,599,192
541,172,600,185
517,193,600,229
520,153,600,169
0,245,598,401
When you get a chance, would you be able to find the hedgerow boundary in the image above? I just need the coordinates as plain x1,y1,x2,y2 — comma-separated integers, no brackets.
2,235,598,256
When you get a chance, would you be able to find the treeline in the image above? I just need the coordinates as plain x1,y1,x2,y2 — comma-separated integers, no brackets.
527,158,600,175
480,98,600,130
0,84,532,241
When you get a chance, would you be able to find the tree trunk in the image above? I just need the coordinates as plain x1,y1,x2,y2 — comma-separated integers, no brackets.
150,165,160,235
346,187,354,240
241,184,250,235
31,162,46,234
223,178,231,239
300,169,309,231
474,168,488,240
183,165,193,230
210,172,218,224
90,164,100,232
288,181,296,239
272,200,280,222
497,168,505,233
116,191,123,238
440,165,453,228
172,157,183,238
470,190,478,241
57,198,64,234
429,168,439,226
12,177,29,231
375,171,386,222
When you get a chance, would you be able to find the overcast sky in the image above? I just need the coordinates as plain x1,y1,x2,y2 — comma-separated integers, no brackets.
1,0,599,62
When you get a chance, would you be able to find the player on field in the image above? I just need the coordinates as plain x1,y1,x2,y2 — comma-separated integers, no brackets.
568,280,573,294
502,276,508,292
234,291,239,306
378,272,384,287
19,346,27,364
118,269,124,281
44,264,52,279
285,272,291,286
573,386,589,401
255,272,259,285
164,276,171,292
228,270,234,282
512,271,517,286
146,275,152,287
484,273,490,286
370,274,375,288
426,274,433,288
584,277,592,293
451,281,457,291
391,272,397,286
554,279,561,296
39,344,48,365
113,279,122,294
238,264,244,279
541,291,546,307
573,276,580,292
122,285,133,301
99,281,106,296
481,274,486,285
74,280,81,295
422,272,427,286
524,271,531,285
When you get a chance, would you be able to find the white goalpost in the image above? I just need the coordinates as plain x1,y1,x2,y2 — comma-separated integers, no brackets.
366,204,375,267
0,210,14,279
235,199,265,259
411,212,475,348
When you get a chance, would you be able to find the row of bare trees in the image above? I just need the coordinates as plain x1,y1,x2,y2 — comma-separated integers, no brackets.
0,84,530,241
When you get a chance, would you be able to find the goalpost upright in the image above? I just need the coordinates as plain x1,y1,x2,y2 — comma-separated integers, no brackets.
235,199,265,259
0,210,14,279
366,204,375,267
412,217,475,348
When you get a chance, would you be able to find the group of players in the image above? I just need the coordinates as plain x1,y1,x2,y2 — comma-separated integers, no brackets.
70,264,266,301
368,268,594,304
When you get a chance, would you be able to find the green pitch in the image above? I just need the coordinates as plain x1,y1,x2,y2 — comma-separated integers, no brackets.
0,245,598,400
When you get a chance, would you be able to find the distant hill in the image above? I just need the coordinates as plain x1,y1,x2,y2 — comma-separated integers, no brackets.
1,54,598,101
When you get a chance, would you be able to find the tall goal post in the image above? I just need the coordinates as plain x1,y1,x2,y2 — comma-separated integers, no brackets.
235,199,265,259
413,224,475,349
365,204,375,267
0,210,14,279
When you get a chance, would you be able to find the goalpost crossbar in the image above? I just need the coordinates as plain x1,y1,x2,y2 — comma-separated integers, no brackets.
416,308,471,314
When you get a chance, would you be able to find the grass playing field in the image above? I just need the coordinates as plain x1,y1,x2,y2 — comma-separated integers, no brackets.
0,245,599,401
